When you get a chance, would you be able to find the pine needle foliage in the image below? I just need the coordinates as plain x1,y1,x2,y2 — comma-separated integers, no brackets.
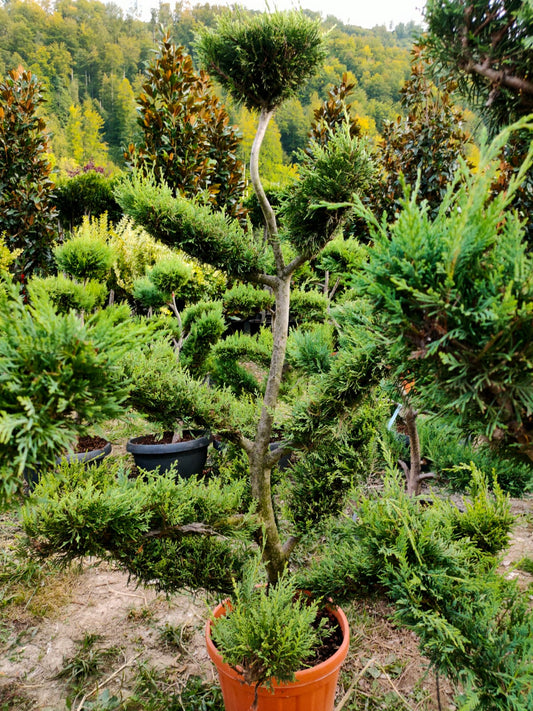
195,10,326,112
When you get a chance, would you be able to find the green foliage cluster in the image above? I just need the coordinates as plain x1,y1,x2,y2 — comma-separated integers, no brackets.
357,121,533,447
28,273,107,314
114,173,267,280
289,336,383,447
126,32,246,222
195,10,327,112
300,469,532,710
289,289,329,326
287,323,334,375
29,213,115,314
0,284,146,503
119,340,256,439
179,300,226,375
55,231,114,282
0,66,57,277
211,563,327,687
281,126,376,256
53,170,122,231
222,283,274,319
134,255,191,310
210,329,273,396
286,394,388,534
449,467,514,555
22,460,256,594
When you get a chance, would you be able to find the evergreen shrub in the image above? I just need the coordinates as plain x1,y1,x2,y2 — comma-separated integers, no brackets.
53,171,122,230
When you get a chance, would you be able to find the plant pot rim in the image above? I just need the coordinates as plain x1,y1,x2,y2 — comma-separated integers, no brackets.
57,440,112,464
126,432,211,455
205,598,350,690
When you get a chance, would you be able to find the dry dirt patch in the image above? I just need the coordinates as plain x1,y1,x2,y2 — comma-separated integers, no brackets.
1,559,214,710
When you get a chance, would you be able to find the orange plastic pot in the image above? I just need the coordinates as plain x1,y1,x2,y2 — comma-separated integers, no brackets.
205,600,350,711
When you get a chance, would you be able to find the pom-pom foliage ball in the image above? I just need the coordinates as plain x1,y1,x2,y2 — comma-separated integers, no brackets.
195,10,327,112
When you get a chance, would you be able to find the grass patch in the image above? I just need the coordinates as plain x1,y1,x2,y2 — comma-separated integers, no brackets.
517,556,533,575
128,667,224,711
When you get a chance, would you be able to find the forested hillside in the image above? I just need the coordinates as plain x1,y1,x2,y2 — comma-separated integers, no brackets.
0,0,419,173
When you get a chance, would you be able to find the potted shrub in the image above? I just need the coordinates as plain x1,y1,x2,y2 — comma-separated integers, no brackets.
18,11,372,705
123,341,213,477
205,565,349,711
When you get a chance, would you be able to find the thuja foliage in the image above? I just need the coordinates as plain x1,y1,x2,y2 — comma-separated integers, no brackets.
211,562,327,688
0,66,57,278
357,119,533,447
300,469,532,710
54,230,114,283
126,31,246,222
0,282,147,504
195,10,326,112
287,323,334,376
28,273,107,314
23,460,256,594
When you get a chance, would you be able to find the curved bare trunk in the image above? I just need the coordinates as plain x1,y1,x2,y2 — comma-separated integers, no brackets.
249,276,292,583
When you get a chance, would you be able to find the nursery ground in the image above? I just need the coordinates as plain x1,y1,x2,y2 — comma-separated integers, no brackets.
1,502,531,711
1,426,532,711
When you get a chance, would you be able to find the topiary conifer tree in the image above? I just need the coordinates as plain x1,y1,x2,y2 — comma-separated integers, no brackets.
114,10,377,584
17,11,377,591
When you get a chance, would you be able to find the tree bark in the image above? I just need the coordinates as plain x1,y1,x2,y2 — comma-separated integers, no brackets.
401,405,422,496
249,275,292,583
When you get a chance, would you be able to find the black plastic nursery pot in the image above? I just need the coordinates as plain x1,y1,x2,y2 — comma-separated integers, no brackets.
126,432,210,477
24,438,112,489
